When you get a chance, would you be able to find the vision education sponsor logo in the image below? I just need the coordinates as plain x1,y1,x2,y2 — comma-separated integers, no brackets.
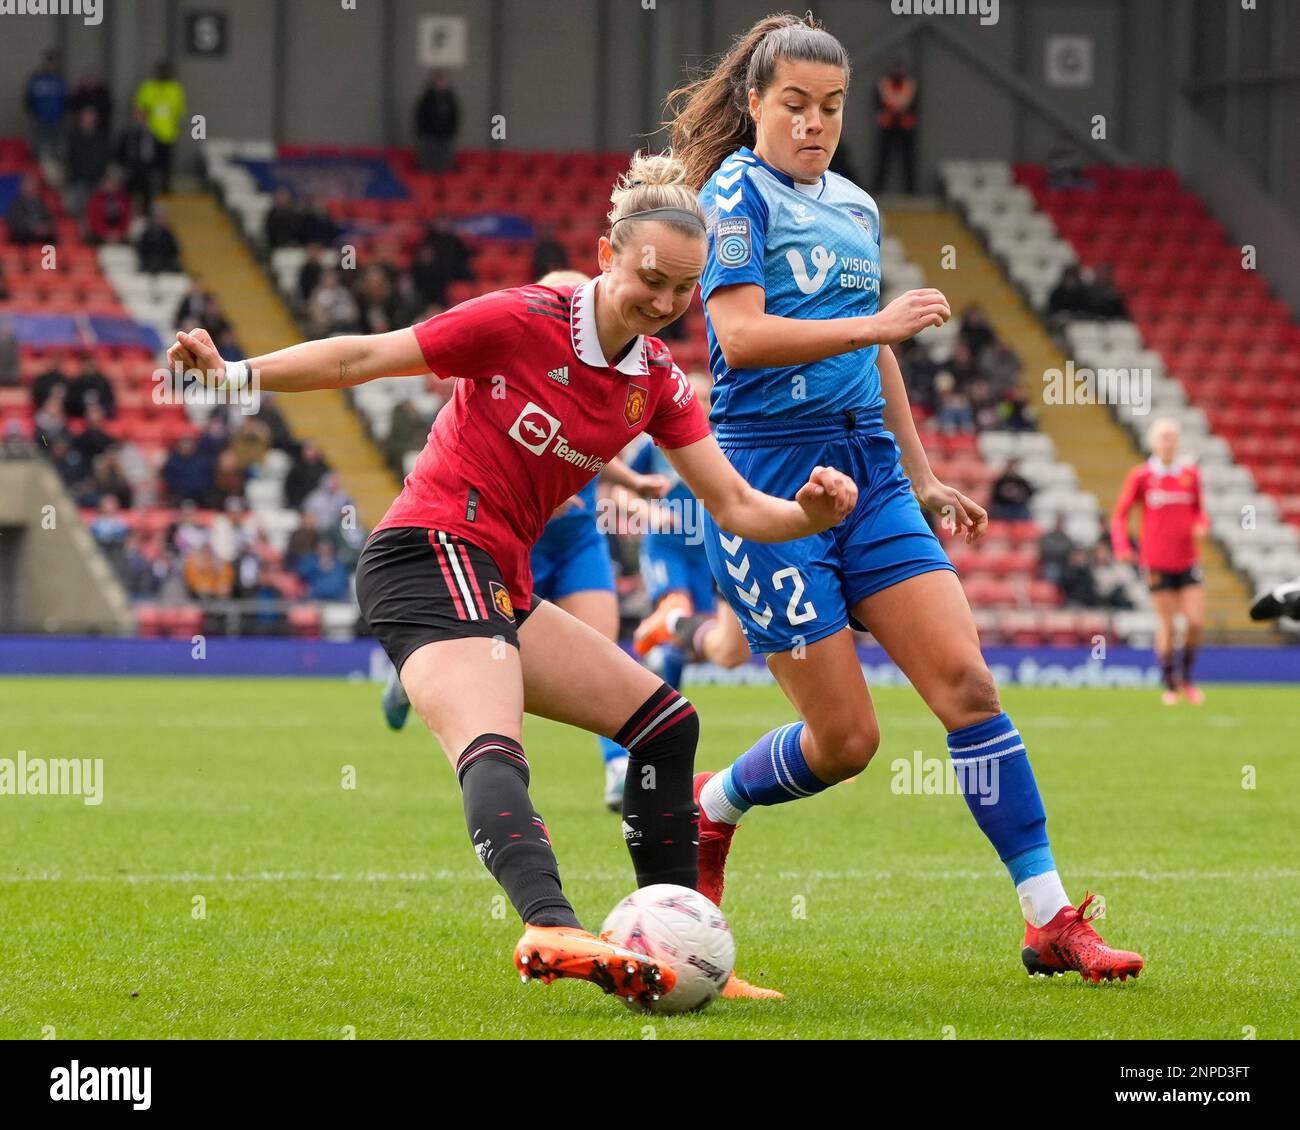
50,1061,151,1110
0,0,102,25
0,750,103,806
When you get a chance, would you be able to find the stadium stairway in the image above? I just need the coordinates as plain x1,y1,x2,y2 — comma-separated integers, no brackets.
883,207,1256,640
163,195,399,528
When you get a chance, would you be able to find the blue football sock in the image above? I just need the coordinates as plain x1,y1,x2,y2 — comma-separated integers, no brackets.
660,645,686,692
946,711,1055,883
598,736,627,764
720,722,831,812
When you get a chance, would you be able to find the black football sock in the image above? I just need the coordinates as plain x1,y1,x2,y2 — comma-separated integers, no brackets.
457,734,581,929
1181,644,1198,686
1157,649,1178,691
615,685,699,890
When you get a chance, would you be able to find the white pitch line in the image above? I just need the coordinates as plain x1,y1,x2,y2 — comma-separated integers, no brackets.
1,868,1295,883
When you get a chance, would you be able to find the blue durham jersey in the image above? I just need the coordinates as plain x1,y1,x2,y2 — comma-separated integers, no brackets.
699,146,885,426
534,479,599,551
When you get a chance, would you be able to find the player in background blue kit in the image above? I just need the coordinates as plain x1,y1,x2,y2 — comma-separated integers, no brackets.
628,370,750,688
382,271,672,812
665,12,1144,987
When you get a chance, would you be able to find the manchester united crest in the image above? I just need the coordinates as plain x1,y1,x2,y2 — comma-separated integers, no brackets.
490,581,515,621
624,384,648,427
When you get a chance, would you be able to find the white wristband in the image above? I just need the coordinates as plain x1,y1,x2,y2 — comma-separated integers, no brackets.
220,360,250,391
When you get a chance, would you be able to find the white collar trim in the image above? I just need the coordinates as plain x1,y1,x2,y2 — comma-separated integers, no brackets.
1147,455,1188,475
570,275,650,377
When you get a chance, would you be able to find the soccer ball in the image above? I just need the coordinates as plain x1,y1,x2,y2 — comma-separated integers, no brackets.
601,883,736,1013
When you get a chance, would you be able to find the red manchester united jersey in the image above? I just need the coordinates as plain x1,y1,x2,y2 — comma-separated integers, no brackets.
1109,458,1205,572
373,277,712,609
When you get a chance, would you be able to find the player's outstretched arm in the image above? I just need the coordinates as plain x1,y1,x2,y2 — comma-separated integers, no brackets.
707,283,950,370
661,434,857,543
167,325,430,394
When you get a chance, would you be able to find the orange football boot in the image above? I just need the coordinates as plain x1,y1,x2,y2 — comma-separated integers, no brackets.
514,925,675,1005
633,593,692,657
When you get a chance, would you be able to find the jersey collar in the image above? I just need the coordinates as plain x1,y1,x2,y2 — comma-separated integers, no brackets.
738,145,826,197
570,274,651,378
1147,455,1186,476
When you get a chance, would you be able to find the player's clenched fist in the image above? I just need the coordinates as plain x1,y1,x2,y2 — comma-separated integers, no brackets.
795,464,858,532
869,288,952,343
166,327,231,387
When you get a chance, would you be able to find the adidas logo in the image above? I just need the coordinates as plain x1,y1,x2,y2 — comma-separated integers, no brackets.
622,820,641,841
547,365,570,386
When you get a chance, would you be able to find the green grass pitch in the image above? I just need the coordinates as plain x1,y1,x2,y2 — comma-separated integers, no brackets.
1,678,1296,1039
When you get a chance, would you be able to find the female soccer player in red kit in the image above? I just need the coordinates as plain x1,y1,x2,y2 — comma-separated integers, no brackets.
1111,418,1208,704
166,153,857,1008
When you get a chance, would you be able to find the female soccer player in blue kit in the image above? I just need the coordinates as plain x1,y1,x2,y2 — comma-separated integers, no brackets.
667,12,1144,986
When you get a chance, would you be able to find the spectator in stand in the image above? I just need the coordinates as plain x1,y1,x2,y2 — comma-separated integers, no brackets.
44,434,86,488
168,500,209,555
297,244,327,304
958,304,996,358
1086,263,1128,320
997,387,1037,432
302,471,352,533
1048,264,1092,319
116,108,158,212
263,187,302,249
1091,541,1134,610
873,59,918,194
228,417,271,473
410,240,451,308
64,353,116,419
531,224,569,279
989,458,1035,521
1037,517,1075,586
31,354,71,408
298,198,338,247
115,531,156,597
250,393,299,457
423,216,473,284
76,403,115,463
35,393,71,449
284,443,328,508
5,174,58,245
174,280,217,329
285,511,321,568
69,69,113,133
162,433,215,504
135,203,182,273
1045,142,1094,191
896,335,940,412
133,60,186,194
1058,546,1100,607
382,398,430,474
184,542,234,600
65,106,112,215
210,448,247,510
356,266,400,334
152,545,189,604
980,338,1023,398
298,539,352,601
414,72,460,173
212,324,244,364
25,50,67,164
390,269,424,326
944,339,980,391
90,448,133,509
308,269,359,336
0,324,19,388
86,169,133,244
89,495,130,558
934,373,974,434
967,377,1001,432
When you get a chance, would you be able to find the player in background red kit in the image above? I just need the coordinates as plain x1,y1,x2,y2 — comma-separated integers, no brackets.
165,152,857,1008
1110,419,1208,705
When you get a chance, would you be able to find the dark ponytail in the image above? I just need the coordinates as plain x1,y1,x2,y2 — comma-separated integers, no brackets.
664,11,850,191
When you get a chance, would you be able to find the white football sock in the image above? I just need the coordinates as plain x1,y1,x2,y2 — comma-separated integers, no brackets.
1017,870,1071,927
700,772,745,825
